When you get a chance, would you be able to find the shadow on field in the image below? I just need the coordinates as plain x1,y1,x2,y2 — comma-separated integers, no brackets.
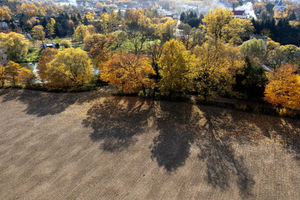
150,101,199,172
0,89,103,117
82,97,154,152
196,106,255,198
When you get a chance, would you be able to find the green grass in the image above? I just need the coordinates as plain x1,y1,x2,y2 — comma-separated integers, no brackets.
23,47,41,62
120,39,160,52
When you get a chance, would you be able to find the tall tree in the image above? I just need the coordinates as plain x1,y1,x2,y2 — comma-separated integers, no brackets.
32,25,45,43
158,39,197,96
5,61,20,86
194,41,245,100
37,48,59,82
74,24,89,42
84,34,114,68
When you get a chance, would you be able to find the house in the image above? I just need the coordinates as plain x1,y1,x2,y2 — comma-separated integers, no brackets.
43,43,56,49
233,10,248,19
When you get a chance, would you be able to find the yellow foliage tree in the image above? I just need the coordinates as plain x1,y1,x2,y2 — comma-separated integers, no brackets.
0,6,11,21
0,64,5,87
203,8,253,45
85,12,95,21
100,52,155,94
84,34,114,68
159,39,197,96
265,64,300,110
194,41,245,100
5,61,21,86
17,67,35,86
46,48,93,87
0,32,29,62
222,17,254,45
74,24,90,42
32,25,45,42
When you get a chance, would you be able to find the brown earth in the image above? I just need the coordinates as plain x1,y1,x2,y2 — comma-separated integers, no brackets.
0,89,299,200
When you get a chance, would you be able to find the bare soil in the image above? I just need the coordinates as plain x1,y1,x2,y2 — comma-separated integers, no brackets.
0,89,299,200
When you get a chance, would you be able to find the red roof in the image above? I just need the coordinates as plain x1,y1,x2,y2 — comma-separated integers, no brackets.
233,10,245,16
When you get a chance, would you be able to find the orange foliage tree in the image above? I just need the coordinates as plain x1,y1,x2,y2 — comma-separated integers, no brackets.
264,64,300,110
37,48,59,82
100,52,156,94
17,67,35,86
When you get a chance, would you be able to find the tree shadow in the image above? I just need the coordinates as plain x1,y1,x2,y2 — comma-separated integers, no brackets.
0,89,105,117
226,110,300,161
196,105,300,198
82,96,154,152
196,106,255,198
150,101,200,172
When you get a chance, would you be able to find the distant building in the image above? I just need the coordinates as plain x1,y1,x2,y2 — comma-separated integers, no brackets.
274,0,287,13
43,43,56,49
233,10,249,19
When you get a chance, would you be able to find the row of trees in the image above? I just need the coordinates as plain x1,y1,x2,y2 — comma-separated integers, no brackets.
1,7,299,111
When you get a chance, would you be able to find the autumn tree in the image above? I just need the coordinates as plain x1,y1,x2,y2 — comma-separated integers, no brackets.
0,32,29,62
194,41,245,100
74,24,90,42
0,6,11,21
202,8,253,45
32,25,45,43
84,34,114,68
147,42,163,83
267,45,300,69
46,18,56,38
265,64,300,110
5,61,20,86
124,9,156,53
0,64,5,87
46,48,93,87
222,17,254,45
37,48,59,82
17,68,35,86
100,52,155,94
158,39,197,96
156,17,177,43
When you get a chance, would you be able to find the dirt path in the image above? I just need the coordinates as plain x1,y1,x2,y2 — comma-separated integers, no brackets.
0,89,299,200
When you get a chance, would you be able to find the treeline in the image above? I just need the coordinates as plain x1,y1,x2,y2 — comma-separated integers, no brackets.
0,7,299,111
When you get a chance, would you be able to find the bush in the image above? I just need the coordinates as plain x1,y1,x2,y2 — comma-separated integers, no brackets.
59,39,72,48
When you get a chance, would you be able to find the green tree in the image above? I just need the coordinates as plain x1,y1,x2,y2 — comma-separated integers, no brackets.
240,38,267,63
